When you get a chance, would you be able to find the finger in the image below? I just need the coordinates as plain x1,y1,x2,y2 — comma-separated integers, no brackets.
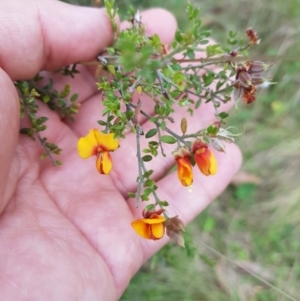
0,70,20,213
136,143,242,260
0,0,118,80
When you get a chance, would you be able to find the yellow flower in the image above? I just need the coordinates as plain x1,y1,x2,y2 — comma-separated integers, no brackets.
173,148,193,187
177,157,193,187
77,129,119,174
131,209,166,240
192,140,217,176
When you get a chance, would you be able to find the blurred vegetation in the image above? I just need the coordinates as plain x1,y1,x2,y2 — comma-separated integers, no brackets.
63,0,300,300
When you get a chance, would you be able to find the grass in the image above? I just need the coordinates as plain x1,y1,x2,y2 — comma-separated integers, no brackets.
64,0,300,300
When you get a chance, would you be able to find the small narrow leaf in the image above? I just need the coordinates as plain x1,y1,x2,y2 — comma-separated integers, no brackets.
128,192,136,198
106,65,116,75
219,112,229,119
142,155,152,162
160,135,177,144
145,128,157,138
70,93,79,102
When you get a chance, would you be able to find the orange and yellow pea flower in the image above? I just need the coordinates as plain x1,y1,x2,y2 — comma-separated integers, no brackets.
77,129,119,175
173,148,193,187
131,209,166,240
192,140,217,176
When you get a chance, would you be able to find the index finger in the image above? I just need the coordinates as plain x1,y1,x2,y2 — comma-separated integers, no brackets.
0,0,118,80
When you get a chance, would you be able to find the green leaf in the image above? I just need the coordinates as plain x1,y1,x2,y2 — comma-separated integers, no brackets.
36,116,48,125
37,125,47,132
143,188,152,196
195,99,202,109
143,170,154,178
19,128,32,135
158,200,169,207
59,84,70,98
106,64,116,75
141,195,149,201
175,29,183,42
160,120,166,130
207,125,219,135
229,30,237,38
145,204,155,211
97,120,107,126
202,73,214,87
145,128,157,138
186,49,195,59
144,179,154,187
40,154,47,160
70,93,79,102
142,155,152,162
128,192,136,198
160,135,177,144
200,39,209,45
43,95,50,103
218,112,229,119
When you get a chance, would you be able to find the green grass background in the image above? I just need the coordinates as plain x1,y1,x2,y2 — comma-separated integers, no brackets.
64,0,300,300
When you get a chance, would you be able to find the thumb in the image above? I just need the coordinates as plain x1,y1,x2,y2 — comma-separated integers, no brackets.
0,0,119,80
0,69,19,213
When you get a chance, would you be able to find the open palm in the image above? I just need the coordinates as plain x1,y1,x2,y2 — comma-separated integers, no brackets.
0,1,241,300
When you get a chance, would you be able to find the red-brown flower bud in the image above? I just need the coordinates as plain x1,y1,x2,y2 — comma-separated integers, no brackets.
165,216,185,247
246,28,260,45
230,50,238,57
237,70,252,88
250,75,265,86
246,60,272,74
243,85,257,104
142,208,165,218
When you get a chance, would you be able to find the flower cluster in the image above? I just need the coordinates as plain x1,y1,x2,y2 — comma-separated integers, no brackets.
173,140,217,188
233,60,273,104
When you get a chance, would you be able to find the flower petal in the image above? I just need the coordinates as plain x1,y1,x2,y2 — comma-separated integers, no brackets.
93,130,119,151
77,129,99,159
131,219,152,239
195,148,217,176
142,216,166,224
96,151,113,174
208,150,217,174
177,157,193,186
150,223,165,239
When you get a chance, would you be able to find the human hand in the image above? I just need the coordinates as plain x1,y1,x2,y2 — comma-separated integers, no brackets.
0,1,241,300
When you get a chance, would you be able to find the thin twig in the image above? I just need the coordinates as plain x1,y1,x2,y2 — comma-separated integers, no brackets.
36,133,58,167
128,76,142,94
135,124,144,208
156,70,171,100
156,125,166,157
